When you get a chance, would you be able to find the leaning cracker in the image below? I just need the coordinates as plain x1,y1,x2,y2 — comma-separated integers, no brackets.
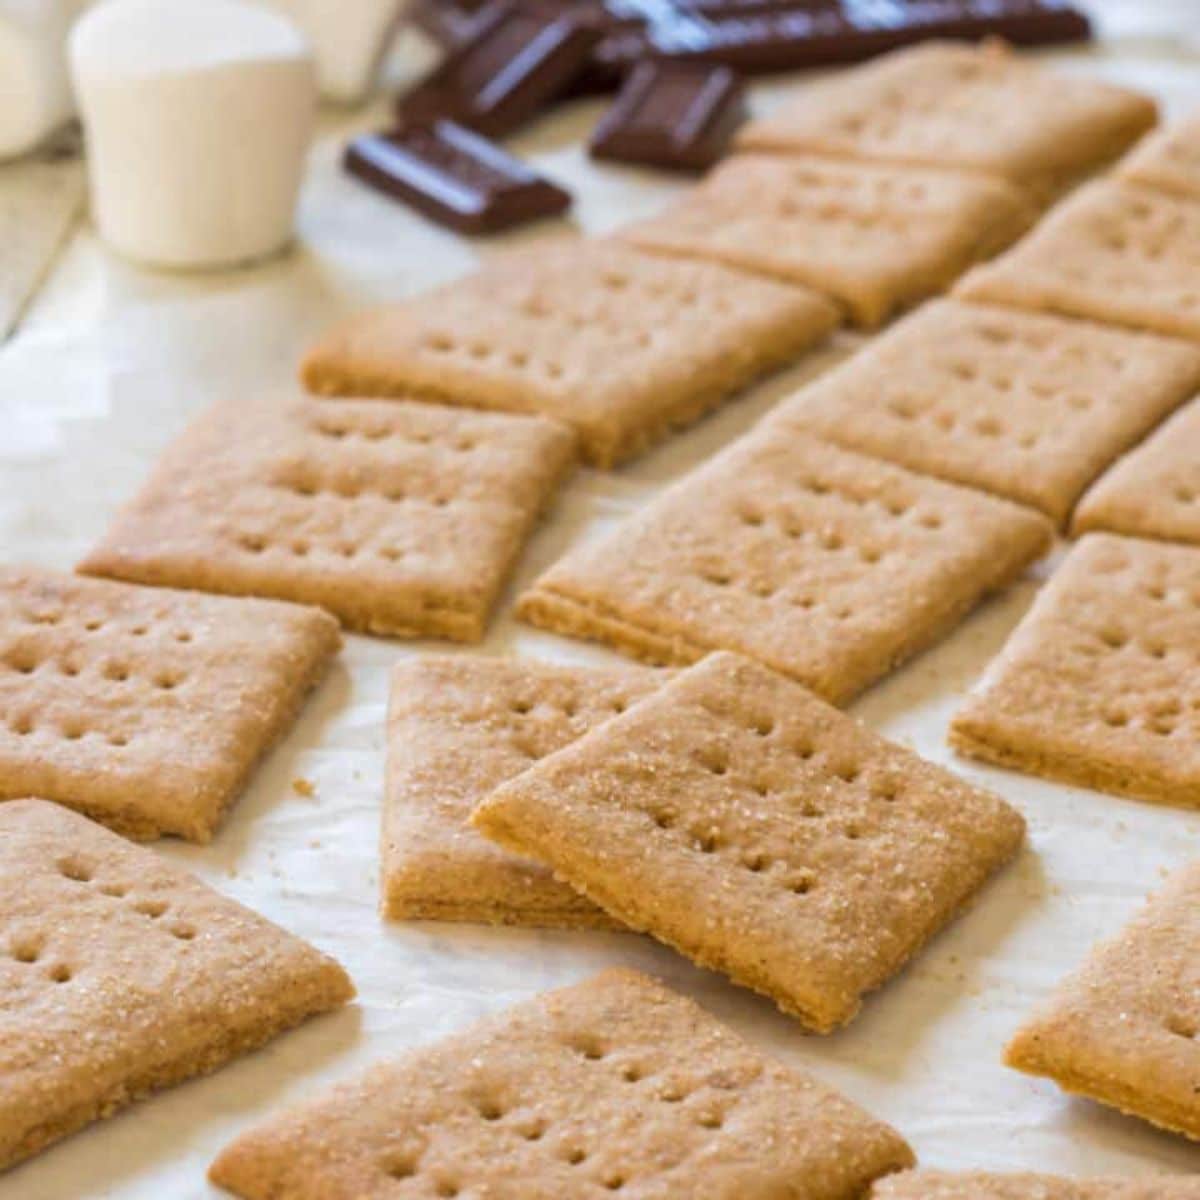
873,1171,1200,1199
740,41,1155,203
384,656,664,928
957,179,1200,343
767,299,1200,526
301,240,839,468
0,157,84,339
1073,395,1200,545
519,428,1053,705
951,533,1200,809
0,798,353,1172
619,154,1032,327
1117,111,1200,202
1005,858,1200,1142
209,967,914,1199
474,652,1025,1032
0,565,339,841
78,394,575,642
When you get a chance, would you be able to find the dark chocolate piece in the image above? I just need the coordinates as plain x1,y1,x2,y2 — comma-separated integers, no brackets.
398,1,602,137
589,60,745,169
593,0,1091,76
344,121,571,234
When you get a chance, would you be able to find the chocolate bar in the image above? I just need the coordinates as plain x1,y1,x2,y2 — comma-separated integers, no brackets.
590,60,745,169
344,121,571,234
399,1,602,136
592,1,1090,76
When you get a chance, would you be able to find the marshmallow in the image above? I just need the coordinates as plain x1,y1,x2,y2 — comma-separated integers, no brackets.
70,0,316,269
261,0,404,104
0,0,83,159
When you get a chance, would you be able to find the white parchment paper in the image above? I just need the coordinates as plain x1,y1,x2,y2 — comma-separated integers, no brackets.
2,7,1200,1195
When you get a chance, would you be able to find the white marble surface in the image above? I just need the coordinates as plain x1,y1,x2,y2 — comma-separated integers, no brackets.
2,5,1200,1196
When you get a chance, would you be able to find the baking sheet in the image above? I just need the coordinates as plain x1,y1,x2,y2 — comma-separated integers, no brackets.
3,6,1200,1196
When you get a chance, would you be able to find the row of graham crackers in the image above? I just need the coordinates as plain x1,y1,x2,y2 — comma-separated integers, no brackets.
302,42,1159,454
1,42,1157,844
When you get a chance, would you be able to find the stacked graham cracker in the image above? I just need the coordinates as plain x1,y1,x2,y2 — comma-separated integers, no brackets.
7,38,1200,1198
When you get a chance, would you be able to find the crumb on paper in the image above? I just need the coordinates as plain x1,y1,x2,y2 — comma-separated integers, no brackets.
293,777,316,798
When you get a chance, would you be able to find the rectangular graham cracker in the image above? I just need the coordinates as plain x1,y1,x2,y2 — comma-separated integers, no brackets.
474,653,1026,1032
957,179,1200,344
766,298,1200,527
1117,111,1200,202
950,533,1200,810
873,1172,1200,1199
518,428,1053,706
0,798,353,1172
209,968,914,1199
78,394,576,642
618,154,1033,327
1073,395,1200,545
300,240,839,468
0,565,340,841
1005,858,1200,1142
738,41,1156,204
384,655,666,928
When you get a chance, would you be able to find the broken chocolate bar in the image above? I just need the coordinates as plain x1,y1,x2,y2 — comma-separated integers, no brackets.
590,60,745,169
399,1,602,136
344,121,571,234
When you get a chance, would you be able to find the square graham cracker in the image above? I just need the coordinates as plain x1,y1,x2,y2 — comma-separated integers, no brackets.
0,798,353,1173
300,240,839,468
518,429,1053,706
384,655,665,928
1005,858,1200,1142
873,1173,1200,1199
0,565,339,842
1073,395,1200,545
767,299,1200,527
474,653,1026,1032
618,154,1033,327
951,534,1200,810
78,394,576,642
209,968,914,1199
1117,112,1200,203
738,41,1156,203
957,179,1200,343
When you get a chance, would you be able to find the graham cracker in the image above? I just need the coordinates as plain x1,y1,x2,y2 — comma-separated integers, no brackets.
78,394,576,642
957,179,1200,343
738,41,1156,203
950,533,1200,810
1117,112,1200,202
618,154,1033,327
301,240,839,468
0,565,339,842
209,967,914,1199
0,798,353,1173
384,656,665,928
473,653,1025,1032
874,1172,1200,1199
1005,858,1200,1142
1073,395,1200,545
767,298,1200,527
518,428,1053,706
